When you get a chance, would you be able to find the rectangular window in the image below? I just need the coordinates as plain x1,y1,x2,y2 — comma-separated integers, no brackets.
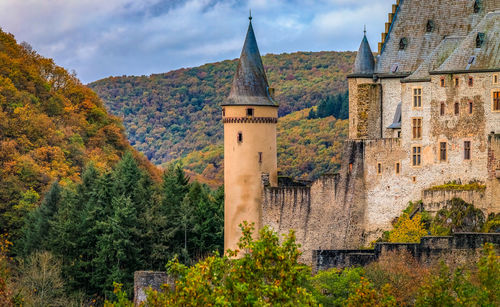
440,142,447,161
395,162,400,174
237,132,243,143
493,74,498,84
412,118,422,139
454,102,460,115
222,108,226,117
464,141,471,160
493,91,500,111
468,77,474,87
377,163,382,174
454,78,459,87
469,101,473,114
413,88,422,108
440,78,445,87
412,146,422,166
440,102,445,116
246,108,254,117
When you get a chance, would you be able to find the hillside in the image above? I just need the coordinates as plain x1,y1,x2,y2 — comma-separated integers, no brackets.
178,108,348,186
89,51,355,166
0,29,158,239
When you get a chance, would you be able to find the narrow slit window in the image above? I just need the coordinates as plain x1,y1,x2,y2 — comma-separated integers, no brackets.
440,78,445,87
246,108,254,117
237,132,243,143
440,102,445,116
258,152,262,163
413,88,422,108
440,142,447,161
412,146,422,166
222,108,225,117
464,141,471,160
468,77,474,86
454,78,459,87
395,162,400,174
377,163,382,174
469,101,473,114
494,74,498,84
454,102,460,115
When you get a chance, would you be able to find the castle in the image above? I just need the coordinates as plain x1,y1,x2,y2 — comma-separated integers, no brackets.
222,0,500,263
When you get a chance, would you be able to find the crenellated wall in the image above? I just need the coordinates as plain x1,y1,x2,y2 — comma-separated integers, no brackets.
262,140,367,263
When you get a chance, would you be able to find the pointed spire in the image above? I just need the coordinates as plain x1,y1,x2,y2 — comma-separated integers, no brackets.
223,16,277,106
353,28,375,75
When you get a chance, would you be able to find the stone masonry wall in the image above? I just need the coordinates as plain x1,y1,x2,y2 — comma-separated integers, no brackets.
314,233,500,272
422,189,488,215
133,271,173,306
262,140,367,264
355,83,382,139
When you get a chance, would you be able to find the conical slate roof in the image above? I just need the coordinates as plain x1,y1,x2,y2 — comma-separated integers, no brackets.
223,18,277,106
353,33,375,75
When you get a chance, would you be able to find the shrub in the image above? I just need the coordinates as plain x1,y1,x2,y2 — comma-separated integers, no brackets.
365,250,430,305
388,213,427,243
308,266,364,306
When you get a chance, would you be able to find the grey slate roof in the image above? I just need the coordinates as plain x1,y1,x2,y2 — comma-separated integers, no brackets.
405,36,464,81
387,102,402,129
435,11,500,72
223,20,277,107
353,34,375,75
376,0,499,75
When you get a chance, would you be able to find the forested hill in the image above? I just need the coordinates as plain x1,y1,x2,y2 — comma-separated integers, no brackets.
89,51,355,167
0,29,159,239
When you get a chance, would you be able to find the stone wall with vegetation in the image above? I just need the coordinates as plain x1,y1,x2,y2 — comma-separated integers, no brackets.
314,233,500,272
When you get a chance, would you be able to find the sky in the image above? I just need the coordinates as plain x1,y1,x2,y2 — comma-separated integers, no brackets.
0,0,394,84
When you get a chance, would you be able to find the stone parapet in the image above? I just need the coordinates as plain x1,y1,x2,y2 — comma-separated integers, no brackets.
313,233,500,272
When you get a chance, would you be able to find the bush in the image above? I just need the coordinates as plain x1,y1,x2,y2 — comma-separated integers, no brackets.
430,198,485,235
365,250,430,305
387,213,427,243
415,243,499,306
308,266,364,306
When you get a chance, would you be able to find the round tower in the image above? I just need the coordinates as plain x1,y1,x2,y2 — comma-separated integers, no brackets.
222,16,278,253
348,28,378,139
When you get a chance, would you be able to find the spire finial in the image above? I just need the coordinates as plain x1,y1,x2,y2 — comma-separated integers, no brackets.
364,25,366,35
249,9,252,21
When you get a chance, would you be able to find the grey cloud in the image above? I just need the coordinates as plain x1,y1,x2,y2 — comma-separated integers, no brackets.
0,0,393,83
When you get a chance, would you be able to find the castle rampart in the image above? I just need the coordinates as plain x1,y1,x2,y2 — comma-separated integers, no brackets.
313,233,500,272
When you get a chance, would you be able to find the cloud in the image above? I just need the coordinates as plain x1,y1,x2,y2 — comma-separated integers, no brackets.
0,0,394,83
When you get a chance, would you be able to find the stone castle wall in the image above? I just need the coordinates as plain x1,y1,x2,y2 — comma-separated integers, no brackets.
262,140,367,263
314,233,500,272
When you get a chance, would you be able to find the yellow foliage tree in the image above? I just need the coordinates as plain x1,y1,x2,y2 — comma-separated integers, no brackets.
388,213,428,243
